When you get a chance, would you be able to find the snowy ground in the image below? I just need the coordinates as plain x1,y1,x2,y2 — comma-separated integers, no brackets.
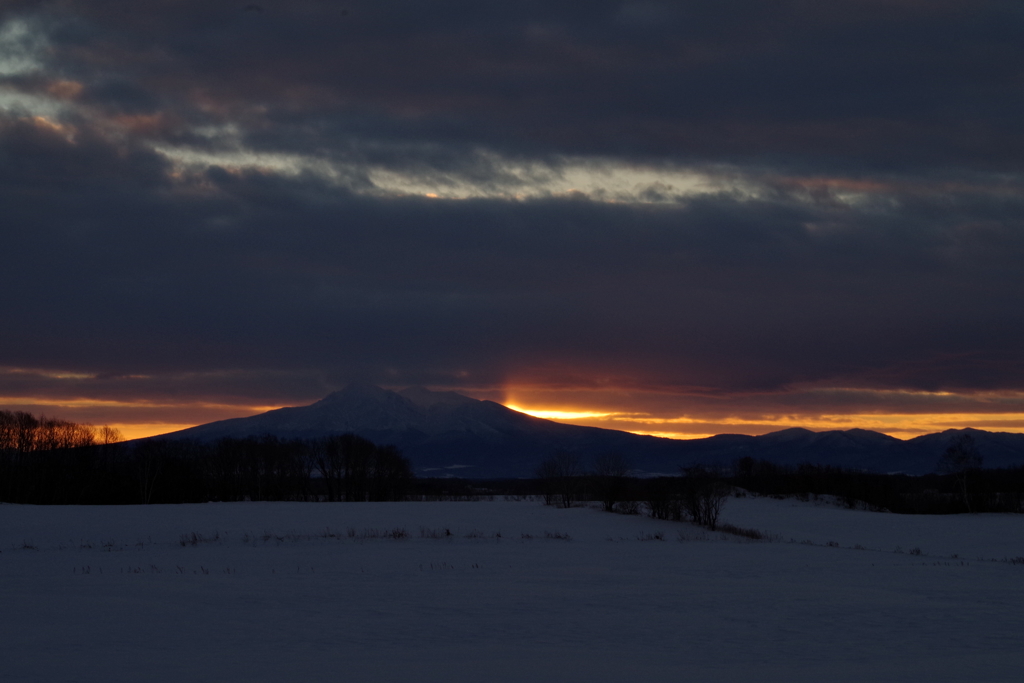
2,496,1023,682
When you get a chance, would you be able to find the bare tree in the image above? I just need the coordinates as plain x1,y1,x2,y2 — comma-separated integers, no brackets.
938,433,983,513
645,477,682,520
682,465,730,530
536,451,585,508
131,440,167,504
309,436,344,501
592,451,632,512
368,444,414,501
99,425,124,445
309,434,411,502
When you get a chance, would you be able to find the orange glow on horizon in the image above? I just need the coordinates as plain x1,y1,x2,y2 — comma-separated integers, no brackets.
93,407,1024,443
504,404,617,421
4,388,1024,443
0,395,288,441
624,430,719,440
501,399,1024,441
107,423,199,440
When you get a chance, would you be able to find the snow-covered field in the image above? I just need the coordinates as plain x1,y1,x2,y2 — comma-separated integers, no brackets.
2,496,1022,682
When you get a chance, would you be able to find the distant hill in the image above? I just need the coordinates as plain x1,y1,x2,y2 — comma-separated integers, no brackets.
158,384,1024,478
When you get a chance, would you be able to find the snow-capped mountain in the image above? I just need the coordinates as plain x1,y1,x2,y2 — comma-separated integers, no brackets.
161,383,686,477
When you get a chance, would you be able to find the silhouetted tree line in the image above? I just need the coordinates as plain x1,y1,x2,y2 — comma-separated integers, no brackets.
525,438,1024,519
404,478,540,501
0,410,122,452
0,412,413,504
731,456,1024,514
534,451,730,529
0,410,126,504
730,433,1024,514
8,410,1023,514
531,454,1024,518
639,467,731,528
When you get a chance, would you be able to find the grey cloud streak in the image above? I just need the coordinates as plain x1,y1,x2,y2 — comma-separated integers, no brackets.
11,0,1023,170
1,0,1023,425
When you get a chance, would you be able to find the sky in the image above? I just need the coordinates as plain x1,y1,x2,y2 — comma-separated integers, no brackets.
2,0,1024,441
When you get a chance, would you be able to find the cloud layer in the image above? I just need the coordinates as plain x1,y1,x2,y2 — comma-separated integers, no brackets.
2,1,1024,436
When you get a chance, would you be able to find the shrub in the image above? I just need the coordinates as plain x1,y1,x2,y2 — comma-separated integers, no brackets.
682,466,729,530
717,523,763,540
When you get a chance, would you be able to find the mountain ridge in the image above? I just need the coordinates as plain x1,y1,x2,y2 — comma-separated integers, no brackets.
158,385,1024,477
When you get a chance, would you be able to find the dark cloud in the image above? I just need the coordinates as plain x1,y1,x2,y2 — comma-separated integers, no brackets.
1,1,1023,429
9,0,1020,170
